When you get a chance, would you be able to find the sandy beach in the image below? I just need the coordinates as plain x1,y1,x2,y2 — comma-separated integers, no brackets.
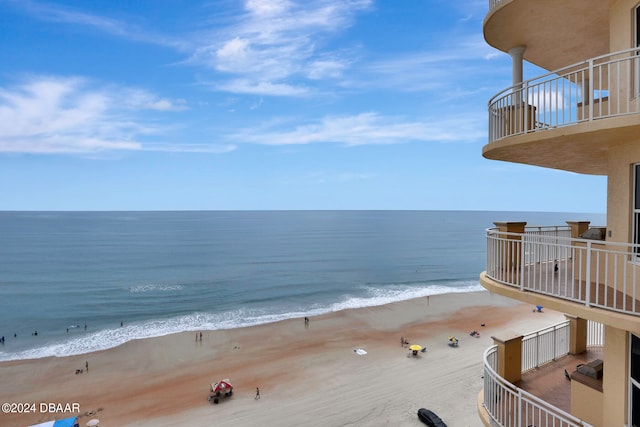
0,291,565,427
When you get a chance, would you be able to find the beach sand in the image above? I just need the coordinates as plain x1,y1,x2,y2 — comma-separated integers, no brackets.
0,291,565,427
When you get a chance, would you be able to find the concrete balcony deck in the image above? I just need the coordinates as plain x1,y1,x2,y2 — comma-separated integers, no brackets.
517,347,603,414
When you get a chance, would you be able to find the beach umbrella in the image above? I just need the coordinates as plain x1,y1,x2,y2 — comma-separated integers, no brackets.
409,344,422,352
211,379,233,394
29,418,78,427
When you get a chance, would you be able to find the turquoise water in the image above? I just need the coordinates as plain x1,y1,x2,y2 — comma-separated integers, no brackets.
0,210,605,361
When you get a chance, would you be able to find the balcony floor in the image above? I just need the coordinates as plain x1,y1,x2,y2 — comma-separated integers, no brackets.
497,258,640,315
516,347,604,413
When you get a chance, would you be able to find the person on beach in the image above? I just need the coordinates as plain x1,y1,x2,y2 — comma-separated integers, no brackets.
85,361,88,372
199,332,202,341
255,387,260,399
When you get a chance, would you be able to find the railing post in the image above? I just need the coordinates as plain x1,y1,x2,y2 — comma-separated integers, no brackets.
523,80,529,132
585,241,592,307
588,58,594,122
520,234,526,291
517,389,523,427
536,330,540,366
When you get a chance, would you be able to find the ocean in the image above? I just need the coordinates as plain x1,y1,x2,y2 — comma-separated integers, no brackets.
0,210,605,361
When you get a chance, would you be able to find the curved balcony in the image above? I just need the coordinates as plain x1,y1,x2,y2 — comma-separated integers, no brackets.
484,47,640,175
484,0,608,71
484,225,640,329
481,320,603,427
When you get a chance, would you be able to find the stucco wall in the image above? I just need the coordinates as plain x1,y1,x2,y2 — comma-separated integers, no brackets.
603,325,629,426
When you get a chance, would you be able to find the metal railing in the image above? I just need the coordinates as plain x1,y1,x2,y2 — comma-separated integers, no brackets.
488,0,506,12
482,321,602,427
488,46,640,142
486,226,640,316
522,321,570,372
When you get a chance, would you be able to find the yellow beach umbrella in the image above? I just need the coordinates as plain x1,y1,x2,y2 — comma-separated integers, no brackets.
409,344,422,351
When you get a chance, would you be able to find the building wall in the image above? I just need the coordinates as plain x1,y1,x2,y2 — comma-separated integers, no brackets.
570,380,603,425
610,0,634,52
605,4,637,417
607,142,631,244
607,141,640,302
603,326,629,426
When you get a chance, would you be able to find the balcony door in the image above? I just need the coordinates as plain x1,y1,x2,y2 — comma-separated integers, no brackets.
631,334,640,426
636,4,640,97
634,164,640,255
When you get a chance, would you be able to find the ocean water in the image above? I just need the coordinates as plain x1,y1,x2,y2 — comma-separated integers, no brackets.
0,210,605,361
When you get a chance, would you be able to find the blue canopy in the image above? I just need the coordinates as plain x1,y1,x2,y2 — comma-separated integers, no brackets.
29,417,77,427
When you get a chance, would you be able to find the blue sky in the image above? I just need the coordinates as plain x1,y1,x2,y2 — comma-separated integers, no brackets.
0,0,606,212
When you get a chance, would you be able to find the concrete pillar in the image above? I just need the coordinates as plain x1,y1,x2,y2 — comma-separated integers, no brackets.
492,332,523,383
493,222,526,274
566,221,590,239
509,46,526,105
508,46,526,86
565,314,588,355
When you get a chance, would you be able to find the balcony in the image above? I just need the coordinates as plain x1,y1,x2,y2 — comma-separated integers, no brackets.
484,47,640,175
483,223,640,330
480,319,604,427
484,0,608,72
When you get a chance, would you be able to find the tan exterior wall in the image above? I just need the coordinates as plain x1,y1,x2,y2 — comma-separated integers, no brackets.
609,1,634,52
607,141,640,300
607,139,637,244
603,326,629,426
570,380,603,426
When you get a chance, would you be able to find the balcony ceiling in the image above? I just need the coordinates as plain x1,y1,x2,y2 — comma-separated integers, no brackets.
483,0,609,71
482,115,640,175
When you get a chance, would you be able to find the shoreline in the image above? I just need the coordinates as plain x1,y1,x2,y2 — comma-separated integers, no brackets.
0,285,485,363
0,291,564,427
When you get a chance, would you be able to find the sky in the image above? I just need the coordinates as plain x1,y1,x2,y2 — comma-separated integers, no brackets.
0,0,607,212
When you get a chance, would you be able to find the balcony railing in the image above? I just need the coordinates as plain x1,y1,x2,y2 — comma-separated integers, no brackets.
488,47,640,142
486,226,640,316
488,0,506,12
482,320,602,427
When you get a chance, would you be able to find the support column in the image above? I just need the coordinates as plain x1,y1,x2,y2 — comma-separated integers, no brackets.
508,46,526,87
565,314,588,355
492,332,523,383
566,221,590,239
493,222,526,274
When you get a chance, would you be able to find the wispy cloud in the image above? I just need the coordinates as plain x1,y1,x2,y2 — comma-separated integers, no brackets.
227,112,485,146
5,0,187,50
190,0,373,95
0,75,224,154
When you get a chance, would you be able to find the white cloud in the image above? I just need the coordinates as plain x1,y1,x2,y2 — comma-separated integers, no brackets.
245,0,293,17
307,59,346,80
0,76,202,154
192,0,373,95
214,79,310,97
228,112,486,146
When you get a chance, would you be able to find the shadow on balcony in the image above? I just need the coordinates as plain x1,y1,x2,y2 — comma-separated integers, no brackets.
516,347,603,413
